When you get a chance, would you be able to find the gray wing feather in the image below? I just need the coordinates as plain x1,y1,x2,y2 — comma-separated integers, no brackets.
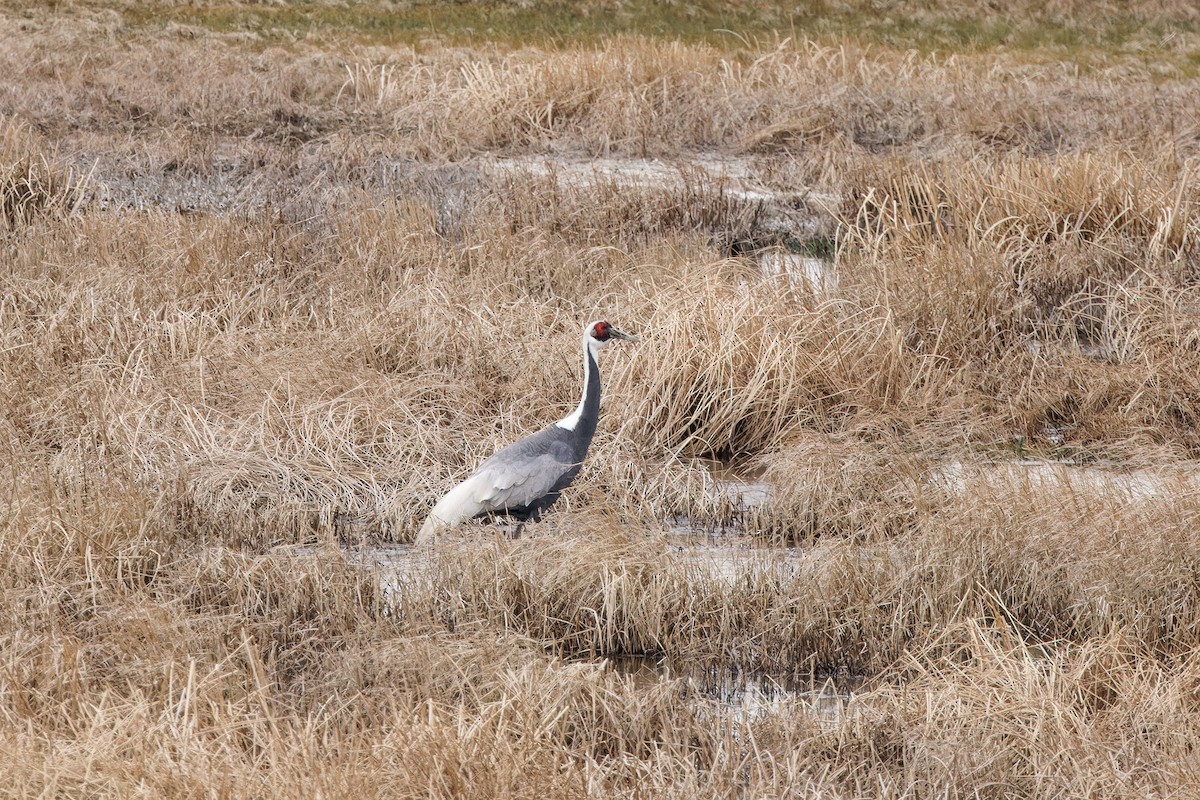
475,453,574,511
470,425,580,512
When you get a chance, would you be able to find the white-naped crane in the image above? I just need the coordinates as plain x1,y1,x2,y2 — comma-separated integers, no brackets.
415,320,639,546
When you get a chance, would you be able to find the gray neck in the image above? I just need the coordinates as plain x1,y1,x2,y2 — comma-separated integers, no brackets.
555,340,601,457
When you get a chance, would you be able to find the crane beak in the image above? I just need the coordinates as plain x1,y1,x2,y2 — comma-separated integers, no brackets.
610,327,640,343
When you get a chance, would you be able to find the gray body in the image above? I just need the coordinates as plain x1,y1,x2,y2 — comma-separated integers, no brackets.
465,346,600,521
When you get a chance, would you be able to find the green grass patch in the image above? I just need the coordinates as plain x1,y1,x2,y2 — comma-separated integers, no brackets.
83,0,1199,61
785,235,838,261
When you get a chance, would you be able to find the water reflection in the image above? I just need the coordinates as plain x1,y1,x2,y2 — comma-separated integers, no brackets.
758,249,836,295
933,460,1198,500
603,654,861,727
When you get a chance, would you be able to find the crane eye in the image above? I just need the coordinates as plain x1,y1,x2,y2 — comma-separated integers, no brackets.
591,322,611,341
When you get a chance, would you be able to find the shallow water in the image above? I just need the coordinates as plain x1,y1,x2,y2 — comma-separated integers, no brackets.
704,455,1200,511
344,536,805,593
489,154,836,243
758,250,836,294
345,458,1200,593
603,654,861,727
933,460,1200,500
660,534,805,583
690,456,772,517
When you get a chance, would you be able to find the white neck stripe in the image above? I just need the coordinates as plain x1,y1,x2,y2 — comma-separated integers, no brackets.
556,338,597,431
556,407,584,431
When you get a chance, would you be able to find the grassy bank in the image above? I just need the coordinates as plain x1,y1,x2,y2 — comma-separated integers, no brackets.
8,0,1198,57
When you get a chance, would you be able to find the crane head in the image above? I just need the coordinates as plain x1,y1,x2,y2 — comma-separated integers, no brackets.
587,320,639,349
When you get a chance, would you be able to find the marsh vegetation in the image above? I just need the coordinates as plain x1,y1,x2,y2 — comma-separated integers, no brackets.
3,1,1200,796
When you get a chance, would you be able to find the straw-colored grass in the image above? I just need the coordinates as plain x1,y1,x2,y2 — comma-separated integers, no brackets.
5,8,1200,797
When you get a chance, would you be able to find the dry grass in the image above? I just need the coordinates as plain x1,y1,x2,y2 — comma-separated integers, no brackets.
4,8,1200,797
